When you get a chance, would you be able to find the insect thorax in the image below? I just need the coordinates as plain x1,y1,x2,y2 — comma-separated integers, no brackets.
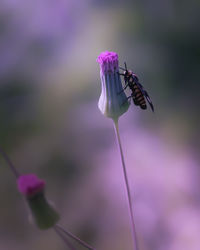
124,70,133,80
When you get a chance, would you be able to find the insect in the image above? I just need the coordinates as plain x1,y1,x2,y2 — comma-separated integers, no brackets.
119,62,154,112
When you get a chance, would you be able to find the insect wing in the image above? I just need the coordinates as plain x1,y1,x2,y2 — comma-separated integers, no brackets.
134,79,154,112
143,90,154,112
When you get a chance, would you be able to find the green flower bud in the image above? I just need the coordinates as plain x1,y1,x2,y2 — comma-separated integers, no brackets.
97,51,130,120
17,174,59,230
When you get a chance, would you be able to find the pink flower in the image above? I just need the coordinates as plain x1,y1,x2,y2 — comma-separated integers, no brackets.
97,51,129,120
97,51,119,74
17,174,46,197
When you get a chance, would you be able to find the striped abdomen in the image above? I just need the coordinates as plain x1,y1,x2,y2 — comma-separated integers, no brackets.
131,83,147,110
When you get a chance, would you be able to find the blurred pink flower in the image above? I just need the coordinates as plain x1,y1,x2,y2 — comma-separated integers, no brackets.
17,174,45,197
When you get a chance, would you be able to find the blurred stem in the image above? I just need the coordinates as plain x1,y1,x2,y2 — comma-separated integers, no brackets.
0,146,20,178
54,226,77,250
55,224,96,250
113,119,138,250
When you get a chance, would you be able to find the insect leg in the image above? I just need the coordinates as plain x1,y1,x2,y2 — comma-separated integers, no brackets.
121,95,131,106
118,84,129,94
123,84,129,91
117,72,125,76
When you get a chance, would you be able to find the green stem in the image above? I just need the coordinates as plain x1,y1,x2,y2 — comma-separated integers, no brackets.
113,119,138,250
54,226,77,250
55,224,96,250
0,146,20,178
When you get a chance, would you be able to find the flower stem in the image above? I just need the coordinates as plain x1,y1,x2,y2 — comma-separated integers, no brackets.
55,224,96,250
113,119,138,250
54,226,77,250
0,145,20,178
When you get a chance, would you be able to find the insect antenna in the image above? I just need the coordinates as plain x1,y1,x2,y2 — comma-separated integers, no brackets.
124,62,127,70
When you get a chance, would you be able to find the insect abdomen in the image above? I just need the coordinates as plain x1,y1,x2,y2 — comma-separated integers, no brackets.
132,83,147,110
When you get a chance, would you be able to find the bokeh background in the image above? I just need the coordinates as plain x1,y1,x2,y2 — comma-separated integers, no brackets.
0,1,200,250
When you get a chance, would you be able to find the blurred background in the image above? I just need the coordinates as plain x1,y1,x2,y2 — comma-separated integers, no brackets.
0,0,200,250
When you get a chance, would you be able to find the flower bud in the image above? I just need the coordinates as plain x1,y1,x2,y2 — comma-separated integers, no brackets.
97,51,129,120
17,174,59,230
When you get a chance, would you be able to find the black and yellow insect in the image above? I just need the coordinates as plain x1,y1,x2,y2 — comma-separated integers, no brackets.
119,63,154,112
